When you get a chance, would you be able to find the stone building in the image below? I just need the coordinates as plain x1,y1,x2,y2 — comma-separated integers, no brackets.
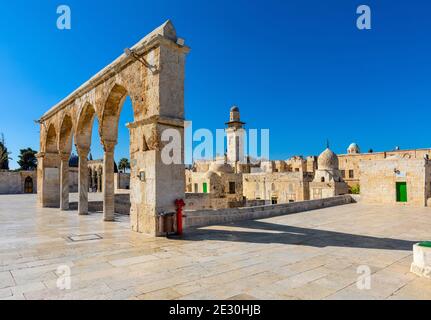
243,171,312,204
360,156,431,207
0,170,38,194
185,161,244,210
309,147,349,200
226,106,246,164
338,143,431,189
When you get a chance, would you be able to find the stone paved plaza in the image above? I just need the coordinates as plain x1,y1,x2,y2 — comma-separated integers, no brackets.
1,194,431,300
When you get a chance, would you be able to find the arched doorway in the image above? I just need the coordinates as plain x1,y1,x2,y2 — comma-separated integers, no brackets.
24,176,33,194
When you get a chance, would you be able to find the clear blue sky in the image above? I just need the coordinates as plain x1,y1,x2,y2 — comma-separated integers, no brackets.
1,0,430,169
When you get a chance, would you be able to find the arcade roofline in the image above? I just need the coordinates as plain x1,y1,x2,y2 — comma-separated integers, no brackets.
39,20,190,122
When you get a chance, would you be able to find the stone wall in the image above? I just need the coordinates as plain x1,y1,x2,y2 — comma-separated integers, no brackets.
360,158,430,207
184,195,354,229
0,171,37,194
339,148,431,189
115,173,130,190
185,193,244,211
69,193,131,215
243,172,311,204
69,168,78,192
0,169,79,195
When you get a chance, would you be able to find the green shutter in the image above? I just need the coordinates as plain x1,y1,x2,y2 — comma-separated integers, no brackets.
203,183,208,194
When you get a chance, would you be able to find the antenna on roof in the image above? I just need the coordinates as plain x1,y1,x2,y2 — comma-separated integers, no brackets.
326,139,330,149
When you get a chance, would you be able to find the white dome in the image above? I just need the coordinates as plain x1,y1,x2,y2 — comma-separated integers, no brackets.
347,143,360,154
318,148,339,170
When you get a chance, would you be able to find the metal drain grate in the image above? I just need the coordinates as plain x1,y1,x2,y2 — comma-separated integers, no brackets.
67,234,103,242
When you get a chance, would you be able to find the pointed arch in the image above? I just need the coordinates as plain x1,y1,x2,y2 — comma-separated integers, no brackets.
75,102,98,151
45,123,58,154
100,84,135,144
58,113,74,154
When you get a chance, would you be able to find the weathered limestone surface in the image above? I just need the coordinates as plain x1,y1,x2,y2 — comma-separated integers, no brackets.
37,20,189,236
78,149,89,215
1,194,429,300
0,171,37,194
103,142,115,222
339,146,431,188
360,158,431,207
59,154,70,210
185,195,353,229
411,244,431,278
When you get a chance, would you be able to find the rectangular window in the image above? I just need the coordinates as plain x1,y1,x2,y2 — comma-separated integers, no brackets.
229,182,236,194
194,183,198,193
349,170,354,179
341,170,345,178
396,182,407,202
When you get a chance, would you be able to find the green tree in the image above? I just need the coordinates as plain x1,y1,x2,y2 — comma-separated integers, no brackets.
0,134,11,170
118,158,130,173
350,184,360,195
17,148,37,171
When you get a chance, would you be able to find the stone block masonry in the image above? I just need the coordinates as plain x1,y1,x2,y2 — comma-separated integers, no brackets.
184,195,354,229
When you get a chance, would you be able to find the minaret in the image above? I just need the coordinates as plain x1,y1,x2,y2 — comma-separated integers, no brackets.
226,106,246,163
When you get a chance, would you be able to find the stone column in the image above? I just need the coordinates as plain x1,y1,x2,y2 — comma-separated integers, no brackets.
77,148,89,215
103,141,116,221
59,153,70,211
36,152,45,208
91,170,96,192
128,36,189,236
97,170,102,193
36,152,61,208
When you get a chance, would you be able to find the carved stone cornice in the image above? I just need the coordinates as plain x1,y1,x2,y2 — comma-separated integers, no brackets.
126,115,185,129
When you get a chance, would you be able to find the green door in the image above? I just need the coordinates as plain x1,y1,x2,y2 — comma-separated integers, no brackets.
203,183,208,194
396,182,407,202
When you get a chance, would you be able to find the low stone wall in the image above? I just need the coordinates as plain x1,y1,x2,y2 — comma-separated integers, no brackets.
184,195,354,229
185,193,245,210
0,171,37,194
69,193,131,215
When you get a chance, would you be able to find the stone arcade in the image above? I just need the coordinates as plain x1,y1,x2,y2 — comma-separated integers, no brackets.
36,20,189,236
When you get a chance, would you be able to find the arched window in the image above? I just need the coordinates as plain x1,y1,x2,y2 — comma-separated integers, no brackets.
24,177,33,194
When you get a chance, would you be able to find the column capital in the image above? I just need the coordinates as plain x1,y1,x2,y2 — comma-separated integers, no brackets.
102,140,117,153
36,152,45,159
77,147,90,158
59,152,70,161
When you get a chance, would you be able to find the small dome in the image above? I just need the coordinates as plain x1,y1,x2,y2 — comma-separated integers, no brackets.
230,106,239,112
209,162,234,173
348,143,360,154
318,148,339,170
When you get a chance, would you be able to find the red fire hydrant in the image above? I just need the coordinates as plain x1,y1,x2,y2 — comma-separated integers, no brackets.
175,199,186,236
